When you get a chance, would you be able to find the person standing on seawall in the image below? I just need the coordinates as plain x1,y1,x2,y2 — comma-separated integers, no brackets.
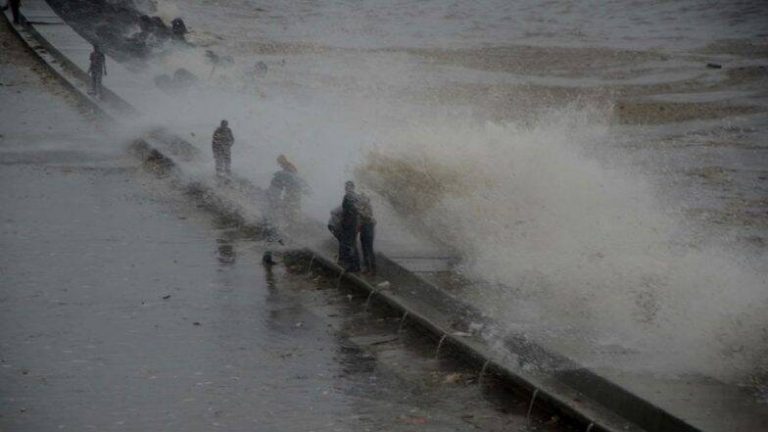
338,181,361,273
88,44,107,98
357,192,376,276
211,119,234,177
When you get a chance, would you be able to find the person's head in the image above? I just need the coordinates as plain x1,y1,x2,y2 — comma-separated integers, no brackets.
93,44,101,53
345,181,355,193
220,119,228,127
277,154,297,173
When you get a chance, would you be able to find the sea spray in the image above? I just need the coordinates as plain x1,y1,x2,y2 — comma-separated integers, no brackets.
108,5,768,383
357,106,768,383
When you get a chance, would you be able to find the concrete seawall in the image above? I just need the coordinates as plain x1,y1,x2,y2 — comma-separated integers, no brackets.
8,3,763,431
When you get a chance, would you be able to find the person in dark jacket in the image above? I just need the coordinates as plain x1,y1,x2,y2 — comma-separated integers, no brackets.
338,181,361,272
211,120,234,176
9,0,21,24
88,44,107,98
357,193,376,275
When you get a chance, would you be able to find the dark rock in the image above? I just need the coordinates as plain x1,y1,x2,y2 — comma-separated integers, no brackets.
206,50,234,67
253,61,268,77
150,16,171,39
173,68,198,85
153,74,173,90
154,69,198,92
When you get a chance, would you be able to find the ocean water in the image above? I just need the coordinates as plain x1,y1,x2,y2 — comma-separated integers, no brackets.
132,0,768,385
152,0,768,50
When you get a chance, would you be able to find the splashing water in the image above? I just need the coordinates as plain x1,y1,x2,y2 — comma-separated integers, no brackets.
115,0,768,387
358,106,768,383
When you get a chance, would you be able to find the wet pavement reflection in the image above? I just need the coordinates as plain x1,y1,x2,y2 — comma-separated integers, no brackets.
1,161,572,430
0,17,573,431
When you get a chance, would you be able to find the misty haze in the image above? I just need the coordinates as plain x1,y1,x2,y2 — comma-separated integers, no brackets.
1,1,767,431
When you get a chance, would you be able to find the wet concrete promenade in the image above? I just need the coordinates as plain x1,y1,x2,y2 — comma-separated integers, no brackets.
4,1,768,431
0,15,572,432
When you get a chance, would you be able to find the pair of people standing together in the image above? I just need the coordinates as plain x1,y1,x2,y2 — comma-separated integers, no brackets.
336,181,376,275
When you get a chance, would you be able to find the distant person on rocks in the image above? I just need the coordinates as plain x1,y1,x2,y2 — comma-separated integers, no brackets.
211,120,234,177
338,181,361,273
357,192,376,275
171,18,188,41
9,0,21,24
267,154,308,223
136,15,153,44
88,44,107,98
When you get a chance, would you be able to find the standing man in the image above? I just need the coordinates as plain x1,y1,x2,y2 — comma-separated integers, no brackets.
87,44,107,98
357,193,376,276
9,0,21,24
211,120,234,177
338,181,361,273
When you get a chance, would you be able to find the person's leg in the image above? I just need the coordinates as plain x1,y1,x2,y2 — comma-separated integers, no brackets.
337,239,346,266
339,235,352,268
339,230,359,272
349,233,361,272
364,224,375,273
214,154,222,176
360,224,372,272
90,72,102,97
10,0,19,24
223,151,231,176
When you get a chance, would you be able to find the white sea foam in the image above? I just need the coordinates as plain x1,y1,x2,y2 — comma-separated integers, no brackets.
359,107,768,381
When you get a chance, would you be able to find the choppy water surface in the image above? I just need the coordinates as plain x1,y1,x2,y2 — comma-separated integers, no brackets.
164,0,768,50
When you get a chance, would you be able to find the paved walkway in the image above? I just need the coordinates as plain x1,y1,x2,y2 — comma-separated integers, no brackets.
2,16,563,432
5,2,768,431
